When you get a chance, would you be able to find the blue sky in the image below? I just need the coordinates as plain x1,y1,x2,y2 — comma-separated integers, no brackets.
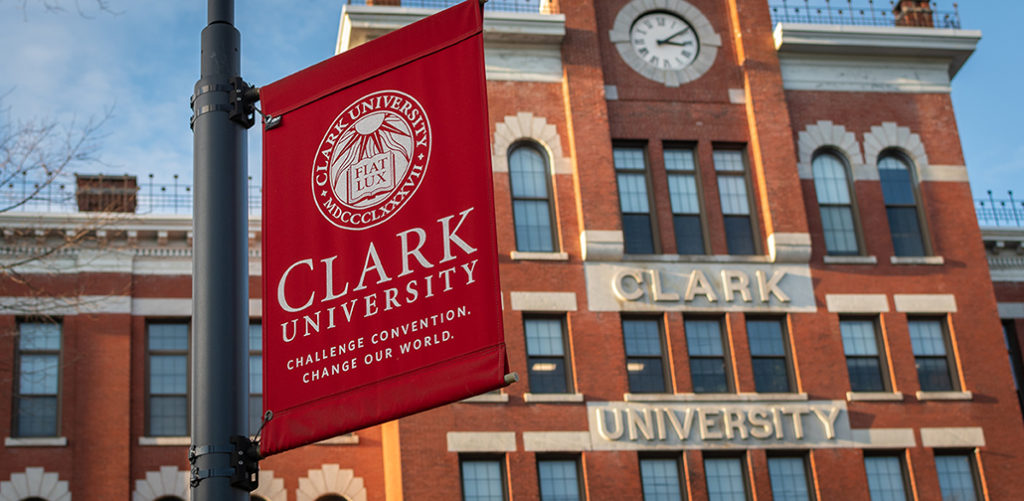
0,1,1019,200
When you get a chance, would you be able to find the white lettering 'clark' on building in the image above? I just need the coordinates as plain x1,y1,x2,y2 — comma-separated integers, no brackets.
584,263,817,313
587,401,852,450
312,89,432,230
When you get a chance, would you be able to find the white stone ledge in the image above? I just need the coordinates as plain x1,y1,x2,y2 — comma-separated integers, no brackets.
998,302,1024,318
852,428,917,448
522,431,591,452
4,436,67,447
510,251,569,261
624,392,808,402
921,427,985,448
826,294,889,313
316,433,359,445
447,432,517,453
916,391,972,401
891,256,945,266
139,436,191,446
824,255,878,265
621,254,771,264
461,392,510,404
847,391,904,402
509,291,577,312
893,294,957,313
524,393,584,403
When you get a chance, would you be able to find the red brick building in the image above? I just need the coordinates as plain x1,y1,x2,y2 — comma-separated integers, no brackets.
0,0,1015,500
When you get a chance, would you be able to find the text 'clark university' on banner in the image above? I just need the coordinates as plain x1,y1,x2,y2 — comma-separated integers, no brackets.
258,0,510,457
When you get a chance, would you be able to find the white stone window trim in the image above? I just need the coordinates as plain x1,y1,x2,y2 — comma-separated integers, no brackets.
846,391,904,402
0,467,70,501
132,465,189,501
891,256,945,266
252,470,287,501
824,255,878,265
492,111,570,175
296,464,367,501
862,121,930,182
138,436,191,446
916,390,973,401
461,392,510,403
316,433,360,445
4,436,68,447
797,120,865,180
510,250,570,261
624,392,809,402
524,392,585,403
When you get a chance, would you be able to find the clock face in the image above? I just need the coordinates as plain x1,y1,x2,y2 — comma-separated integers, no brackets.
629,12,700,71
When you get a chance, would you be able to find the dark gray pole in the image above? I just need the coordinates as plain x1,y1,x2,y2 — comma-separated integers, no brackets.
191,0,249,498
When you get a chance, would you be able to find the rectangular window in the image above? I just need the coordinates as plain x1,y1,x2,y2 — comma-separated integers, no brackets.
747,318,793,393
525,316,573,394
686,318,730,393
934,453,980,501
713,150,756,255
148,322,189,436
249,322,263,434
615,146,656,254
537,457,582,501
768,455,813,501
864,454,909,501
461,457,508,501
13,321,61,437
623,318,668,393
639,455,684,501
704,455,749,501
664,147,705,254
908,318,956,392
840,318,888,392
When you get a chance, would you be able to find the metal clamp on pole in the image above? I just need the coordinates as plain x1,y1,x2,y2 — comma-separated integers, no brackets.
229,435,261,492
229,77,259,129
188,443,236,488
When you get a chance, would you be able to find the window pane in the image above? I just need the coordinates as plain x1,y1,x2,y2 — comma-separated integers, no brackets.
847,358,885,392
249,354,262,393
686,320,724,356
526,318,565,356
723,216,756,255
841,321,879,356
768,457,811,501
150,355,188,394
19,323,60,350
150,395,187,436
878,156,916,205
935,455,978,501
820,206,858,254
623,213,655,254
667,175,700,214
18,354,59,395
615,147,646,170
673,215,705,255
462,460,505,501
149,323,188,351
618,173,651,213
529,357,568,394
248,323,262,352
691,359,729,393
909,320,947,356
514,200,555,252
664,149,695,172
628,357,666,393
713,151,745,172
886,207,925,257
864,456,908,501
538,459,580,501
748,320,786,356
916,358,953,391
624,319,662,356
705,457,747,501
15,396,58,437
640,458,683,501
717,177,750,215
509,146,549,198
249,395,263,435
752,358,790,393
813,153,852,204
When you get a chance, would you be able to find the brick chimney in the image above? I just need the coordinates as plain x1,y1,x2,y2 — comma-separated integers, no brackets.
75,174,138,213
893,0,935,27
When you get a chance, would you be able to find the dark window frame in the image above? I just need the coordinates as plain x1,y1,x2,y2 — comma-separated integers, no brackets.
12,318,63,438
907,316,959,392
638,452,686,501
536,454,585,501
863,451,912,501
248,321,263,434
145,319,191,437
746,316,796,394
766,452,816,501
622,316,671,394
702,451,752,501
524,314,574,394
712,146,760,256
933,450,983,501
811,148,864,256
508,141,559,253
614,143,659,255
685,316,733,394
878,149,930,257
663,142,709,255
840,317,892,393
460,454,510,501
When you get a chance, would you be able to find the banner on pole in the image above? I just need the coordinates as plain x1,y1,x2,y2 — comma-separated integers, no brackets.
259,0,508,457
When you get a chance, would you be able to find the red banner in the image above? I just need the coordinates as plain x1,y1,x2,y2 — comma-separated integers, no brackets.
259,0,508,457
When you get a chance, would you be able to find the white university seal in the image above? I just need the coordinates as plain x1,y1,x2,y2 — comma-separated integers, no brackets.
312,89,432,230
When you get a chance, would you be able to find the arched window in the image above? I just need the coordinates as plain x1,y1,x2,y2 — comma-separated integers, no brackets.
315,495,350,501
878,152,926,256
812,151,859,255
508,143,557,252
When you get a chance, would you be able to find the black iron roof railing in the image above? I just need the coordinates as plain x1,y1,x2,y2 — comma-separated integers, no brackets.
977,192,1024,228
344,0,553,14
769,0,961,29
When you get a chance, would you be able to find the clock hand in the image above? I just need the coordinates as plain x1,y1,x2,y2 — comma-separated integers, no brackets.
659,40,695,47
656,27,691,45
